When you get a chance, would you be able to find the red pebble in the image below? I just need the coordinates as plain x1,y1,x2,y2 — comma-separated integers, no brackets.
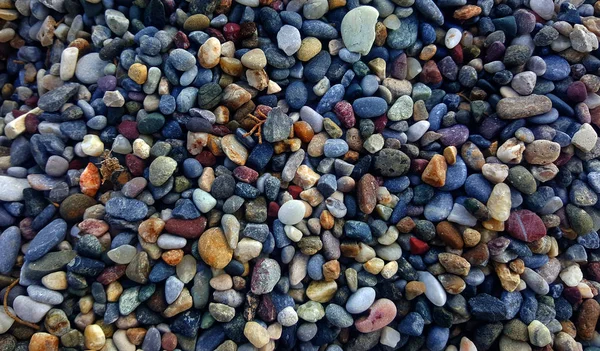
450,45,463,64
588,262,600,281
68,159,85,170
270,0,284,10
12,110,25,117
125,154,145,176
567,81,588,102
506,209,546,242
211,125,231,136
288,185,302,198
19,217,35,240
162,0,175,13
97,265,127,285
256,105,272,115
420,60,443,85
174,31,190,49
233,166,259,183
257,294,277,322
374,114,387,133
333,100,356,128
554,151,573,167
410,237,429,254
118,120,140,139
223,23,241,42
25,96,38,107
25,113,40,133
205,28,225,42
411,159,428,173
562,286,582,305
161,332,178,351
196,150,216,166
165,216,207,239
268,202,280,217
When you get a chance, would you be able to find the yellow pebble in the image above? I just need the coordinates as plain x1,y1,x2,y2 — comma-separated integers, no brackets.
128,63,148,84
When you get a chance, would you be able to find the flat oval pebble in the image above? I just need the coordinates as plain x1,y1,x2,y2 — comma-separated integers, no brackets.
278,200,306,225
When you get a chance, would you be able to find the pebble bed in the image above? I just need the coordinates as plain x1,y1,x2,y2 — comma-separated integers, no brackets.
1,0,600,349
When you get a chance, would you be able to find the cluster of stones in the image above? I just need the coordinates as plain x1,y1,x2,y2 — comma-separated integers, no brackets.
1,0,600,348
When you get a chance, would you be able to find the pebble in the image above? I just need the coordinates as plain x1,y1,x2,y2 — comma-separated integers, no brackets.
278,200,306,225
346,287,376,314
341,6,379,55
13,296,52,323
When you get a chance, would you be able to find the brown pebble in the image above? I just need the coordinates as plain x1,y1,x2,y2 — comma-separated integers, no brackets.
436,221,464,249
357,173,378,214
29,333,59,351
577,298,600,340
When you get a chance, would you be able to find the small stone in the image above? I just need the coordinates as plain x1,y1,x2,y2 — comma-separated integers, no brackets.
13,296,52,323
528,320,552,347
84,324,106,350
341,6,379,55
198,227,233,269
244,321,270,348
278,200,306,225
496,95,552,119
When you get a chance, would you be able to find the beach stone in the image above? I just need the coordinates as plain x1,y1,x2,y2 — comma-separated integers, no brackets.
25,219,67,261
29,333,59,351
263,108,292,143
277,25,301,56
354,298,397,333
346,287,376,314
496,95,552,119
0,176,30,201
577,298,600,340
528,320,552,347
13,296,52,323
341,6,379,55
0,226,20,274
523,140,561,165
506,210,546,242
198,228,233,269
244,321,270,348
76,53,109,84
251,258,281,294
278,200,306,225
419,271,447,307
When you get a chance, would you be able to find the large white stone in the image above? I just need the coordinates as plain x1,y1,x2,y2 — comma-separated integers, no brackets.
277,25,302,56
75,53,110,84
13,295,52,323
380,327,401,348
193,188,217,213
60,47,79,81
278,200,306,225
340,6,379,55
418,271,447,307
0,175,30,201
345,287,376,314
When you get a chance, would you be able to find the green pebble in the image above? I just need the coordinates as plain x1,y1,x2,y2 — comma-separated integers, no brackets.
297,301,325,323
175,176,192,193
138,112,165,134
566,204,594,235
507,165,537,195
149,156,177,186
323,118,343,138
